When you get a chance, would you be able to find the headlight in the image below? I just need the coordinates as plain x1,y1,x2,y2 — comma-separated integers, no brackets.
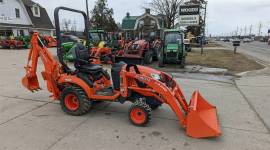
151,73,161,80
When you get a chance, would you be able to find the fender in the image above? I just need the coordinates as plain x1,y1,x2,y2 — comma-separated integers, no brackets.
58,74,94,98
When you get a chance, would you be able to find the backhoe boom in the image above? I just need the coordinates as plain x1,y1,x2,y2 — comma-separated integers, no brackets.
22,33,61,99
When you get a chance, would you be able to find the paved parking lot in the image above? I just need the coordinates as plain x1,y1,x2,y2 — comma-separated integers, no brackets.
0,49,270,150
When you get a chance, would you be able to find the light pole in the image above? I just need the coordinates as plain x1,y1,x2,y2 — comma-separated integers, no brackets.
86,0,90,22
201,0,208,55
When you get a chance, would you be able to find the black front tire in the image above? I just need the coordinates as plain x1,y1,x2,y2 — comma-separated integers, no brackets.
60,86,92,116
129,99,152,126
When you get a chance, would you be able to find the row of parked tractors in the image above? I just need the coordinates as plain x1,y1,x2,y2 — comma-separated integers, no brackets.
0,35,57,49
62,28,191,68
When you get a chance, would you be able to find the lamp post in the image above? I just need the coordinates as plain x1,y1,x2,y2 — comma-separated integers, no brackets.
201,0,208,55
86,0,90,22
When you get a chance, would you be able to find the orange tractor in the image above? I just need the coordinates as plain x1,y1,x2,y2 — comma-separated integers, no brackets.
42,35,57,47
21,7,221,138
114,39,155,65
0,38,24,49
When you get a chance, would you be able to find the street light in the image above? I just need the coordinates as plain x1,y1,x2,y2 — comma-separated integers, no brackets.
201,0,208,55
86,0,90,22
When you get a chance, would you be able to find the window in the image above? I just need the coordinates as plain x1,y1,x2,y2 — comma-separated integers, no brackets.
34,7,38,15
15,8,20,18
165,33,182,45
32,6,40,17
19,30,24,36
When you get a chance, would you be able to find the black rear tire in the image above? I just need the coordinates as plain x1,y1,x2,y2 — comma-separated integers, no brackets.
180,56,186,68
10,44,16,49
158,50,164,67
144,50,153,64
60,86,92,116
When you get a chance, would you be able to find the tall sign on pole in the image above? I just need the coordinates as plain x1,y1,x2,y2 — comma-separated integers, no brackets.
179,5,200,26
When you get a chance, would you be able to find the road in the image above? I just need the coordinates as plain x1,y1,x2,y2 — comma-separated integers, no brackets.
218,41,270,66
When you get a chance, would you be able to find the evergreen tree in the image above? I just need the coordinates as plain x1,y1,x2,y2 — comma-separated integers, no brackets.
90,0,118,32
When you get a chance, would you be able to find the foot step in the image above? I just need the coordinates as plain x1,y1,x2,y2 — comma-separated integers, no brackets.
95,87,115,96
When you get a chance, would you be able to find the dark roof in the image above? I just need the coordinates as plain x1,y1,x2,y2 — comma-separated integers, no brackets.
122,16,138,30
22,0,54,29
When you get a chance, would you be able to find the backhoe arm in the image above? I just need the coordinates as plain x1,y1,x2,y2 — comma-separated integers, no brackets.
22,33,61,99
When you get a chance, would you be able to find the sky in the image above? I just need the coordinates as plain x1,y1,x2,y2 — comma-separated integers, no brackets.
33,0,270,36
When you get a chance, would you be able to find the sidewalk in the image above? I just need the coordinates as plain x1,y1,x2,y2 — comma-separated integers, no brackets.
235,74,270,132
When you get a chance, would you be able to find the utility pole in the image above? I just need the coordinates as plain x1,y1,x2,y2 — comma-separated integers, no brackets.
240,28,242,36
258,22,262,36
249,25,252,35
86,0,90,23
201,0,208,55
244,26,247,36
236,26,239,36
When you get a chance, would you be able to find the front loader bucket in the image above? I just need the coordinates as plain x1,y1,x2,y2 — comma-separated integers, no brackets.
186,91,221,138
22,73,40,92
114,56,143,65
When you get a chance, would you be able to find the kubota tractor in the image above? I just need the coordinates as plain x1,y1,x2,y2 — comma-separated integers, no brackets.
0,38,24,49
21,7,221,138
89,30,122,64
43,35,57,47
114,39,154,65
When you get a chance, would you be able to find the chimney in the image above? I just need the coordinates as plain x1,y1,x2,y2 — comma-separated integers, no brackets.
145,8,151,14
126,12,130,18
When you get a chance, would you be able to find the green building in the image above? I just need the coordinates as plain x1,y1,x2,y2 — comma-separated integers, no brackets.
121,9,166,40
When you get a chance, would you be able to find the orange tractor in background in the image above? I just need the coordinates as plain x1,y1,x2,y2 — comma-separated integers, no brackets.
0,38,24,49
21,7,221,138
89,32,125,64
114,39,155,65
43,35,57,47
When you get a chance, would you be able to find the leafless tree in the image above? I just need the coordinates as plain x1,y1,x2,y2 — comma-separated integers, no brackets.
71,20,77,32
148,0,185,28
62,19,71,31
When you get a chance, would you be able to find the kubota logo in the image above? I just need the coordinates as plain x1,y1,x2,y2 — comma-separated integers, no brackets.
135,75,150,83
65,78,72,82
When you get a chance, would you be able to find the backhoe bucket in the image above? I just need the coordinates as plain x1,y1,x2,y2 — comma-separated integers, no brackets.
186,91,221,138
22,72,40,92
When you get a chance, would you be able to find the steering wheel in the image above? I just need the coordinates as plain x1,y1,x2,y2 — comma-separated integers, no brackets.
126,64,140,74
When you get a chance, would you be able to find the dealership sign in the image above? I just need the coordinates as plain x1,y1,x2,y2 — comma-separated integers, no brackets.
0,15,13,21
179,5,200,26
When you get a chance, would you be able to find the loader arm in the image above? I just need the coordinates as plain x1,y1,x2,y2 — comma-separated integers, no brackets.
123,71,189,126
121,66,221,138
22,33,61,99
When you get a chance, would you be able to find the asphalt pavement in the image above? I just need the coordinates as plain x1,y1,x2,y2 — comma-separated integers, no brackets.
0,48,270,150
218,41,270,66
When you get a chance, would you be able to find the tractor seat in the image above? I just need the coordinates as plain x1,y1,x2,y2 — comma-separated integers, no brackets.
72,43,103,74
78,64,102,74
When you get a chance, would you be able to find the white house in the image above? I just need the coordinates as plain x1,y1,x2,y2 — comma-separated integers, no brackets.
0,0,54,37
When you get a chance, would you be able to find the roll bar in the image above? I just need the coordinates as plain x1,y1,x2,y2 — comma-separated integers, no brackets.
54,6,90,73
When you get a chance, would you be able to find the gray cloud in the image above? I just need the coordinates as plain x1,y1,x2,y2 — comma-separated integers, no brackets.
33,0,270,36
